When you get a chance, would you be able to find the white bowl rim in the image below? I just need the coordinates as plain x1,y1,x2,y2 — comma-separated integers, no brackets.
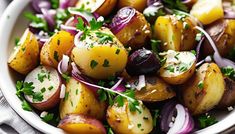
0,0,235,134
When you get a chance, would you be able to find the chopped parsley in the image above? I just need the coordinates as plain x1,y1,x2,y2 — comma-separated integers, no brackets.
166,65,175,73
95,32,113,44
183,22,190,30
115,49,120,55
37,73,47,83
22,100,32,111
90,60,98,69
162,0,188,12
152,109,160,127
103,59,110,67
90,18,103,31
41,87,46,93
41,113,54,122
64,92,69,101
50,0,59,9
32,92,44,102
198,114,218,129
151,39,161,53
48,86,54,91
53,51,59,62
62,73,71,83
191,50,196,55
179,63,188,72
198,81,204,89
137,123,142,128
24,12,48,32
15,37,20,47
221,66,235,80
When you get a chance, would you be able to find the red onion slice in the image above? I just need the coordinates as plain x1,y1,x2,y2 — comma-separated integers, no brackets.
74,31,85,48
167,104,186,134
68,7,95,23
58,55,70,74
41,8,56,29
59,0,78,9
60,84,66,99
136,75,146,91
110,7,137,34
31,0,51,13
111,77,123,90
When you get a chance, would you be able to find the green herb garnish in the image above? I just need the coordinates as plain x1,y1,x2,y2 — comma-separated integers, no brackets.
198,81,204,89
24,12,48,32
103,59,110,67
90,60,98,69
198,114,218,129
221,66,235,80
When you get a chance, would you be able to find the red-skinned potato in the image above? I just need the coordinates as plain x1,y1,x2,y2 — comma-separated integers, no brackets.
24,66,61,110
202,19,235,57
110,7,151,49
217,76,235,108
8,29,40,75
76,0,117,16
118,0,147,12
58,114,106,134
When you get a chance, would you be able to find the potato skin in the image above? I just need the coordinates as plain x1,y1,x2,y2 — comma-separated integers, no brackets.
71,28,128,79
159,51,196,85
118,0,147,12
76,0,117,16
115,10,151,50
154,15,197,51
181,63,225,115
58,114,106,134
40,31,74,68
8,29,40,75
128,76,176,102
107,101,153,134
217,77,235,108
59,78,106,120
202,19,235,57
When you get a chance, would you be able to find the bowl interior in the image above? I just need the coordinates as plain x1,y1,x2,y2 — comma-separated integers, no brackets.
0,0,235,134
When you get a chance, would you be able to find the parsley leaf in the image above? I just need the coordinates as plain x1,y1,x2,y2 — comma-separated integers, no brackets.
33,92,44,102
15,37,20,46
62,73,71,83
152,109,160,127
22,100,32,111
221,66,235,80
76,17,85,31
90,18,103,31
95,32,113,44
37,73,47,83
198,81,204,89
162,0,188,12
42,113,54,122
198,114,218,129
50,0,59,9
103,59,110,67
151,39,161,53
24,12,48,32
90,60,98,69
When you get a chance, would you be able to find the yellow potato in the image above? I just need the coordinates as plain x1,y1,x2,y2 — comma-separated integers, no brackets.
8,29,40,75
58,114,106,134
71,27,128,79
159,50,196,85
115,10,152,49
154,15,197,51
127,76,176,102
107,101,153,134
190,0,224,25
76,0,117,16
59,78,106,120
40,31,74,68
181,63,225,115
118,0,147,12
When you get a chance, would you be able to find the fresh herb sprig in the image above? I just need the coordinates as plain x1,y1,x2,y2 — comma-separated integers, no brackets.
24,12,48,32
221,66,235,80
198,114,218,129
162,0,188,12
96,82,141,113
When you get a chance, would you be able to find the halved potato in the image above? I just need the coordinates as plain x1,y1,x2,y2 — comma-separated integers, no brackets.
58,114,106,134
118,0,147,12
154,15,197,51
217,76,235,108
71,27,128,79
40,31,74,68
107,101,153,134
113,8,152,49
8,29,40,75
203,19,235,57
127,76,176,102
59,78,106,120
76,0,117,16
190,0,224,25
181,63,225,115
24,66,61,110
159,50,196,85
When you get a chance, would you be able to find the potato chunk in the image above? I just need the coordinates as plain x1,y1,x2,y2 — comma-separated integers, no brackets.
59,78,106,120
181,63,225,115
8,29,40,75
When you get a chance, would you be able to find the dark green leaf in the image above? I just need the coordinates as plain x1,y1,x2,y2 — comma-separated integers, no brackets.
90,18,103,31
103,59,110,67
33,92,44,102
90,60,98,69
42,113,54,122
22,100,32,111
198,114,218,129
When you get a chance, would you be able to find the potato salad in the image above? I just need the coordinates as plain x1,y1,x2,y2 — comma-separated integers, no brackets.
8,0,235,133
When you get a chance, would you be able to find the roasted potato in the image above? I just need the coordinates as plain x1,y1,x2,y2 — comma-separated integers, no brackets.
190,0,224,25
24,66,61,110
154,15,197,51
76,0,117,16
127,76,176,102
59,78,106,120
112,7,152,49
71,27,128,79
202,19,235,57
40,31,74,68
159,50,196,85
118,0,147,12
181,63,225,115
217,76,235,108
58,114,106,134
107,101,153,134
8,29,40,75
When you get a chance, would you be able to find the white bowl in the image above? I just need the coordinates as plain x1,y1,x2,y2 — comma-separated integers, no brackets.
0,0,234,134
